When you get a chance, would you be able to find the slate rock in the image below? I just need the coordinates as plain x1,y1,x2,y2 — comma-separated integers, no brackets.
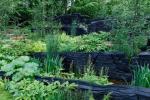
35,76,150,100
88,20,112,32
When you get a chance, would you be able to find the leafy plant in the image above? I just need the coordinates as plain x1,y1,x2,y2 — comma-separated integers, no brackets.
59,33,79,52
0,54,15,69
79,32,110,52
27,40,46,52
1,56,39,82
5,79,86,100
0,54,15,62
60,32,110,52
0,39,31,56
132,64,150,88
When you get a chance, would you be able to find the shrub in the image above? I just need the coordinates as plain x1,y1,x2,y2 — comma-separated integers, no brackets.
112,33,147,58
111,0,149,58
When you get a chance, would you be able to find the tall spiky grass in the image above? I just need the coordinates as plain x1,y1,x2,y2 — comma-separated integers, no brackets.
45,34,63,74
80,56,110,85
132,64,150,88
103,92,111,100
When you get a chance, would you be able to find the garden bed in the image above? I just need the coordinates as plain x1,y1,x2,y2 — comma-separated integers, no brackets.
0,70,150,100
0,0,149,99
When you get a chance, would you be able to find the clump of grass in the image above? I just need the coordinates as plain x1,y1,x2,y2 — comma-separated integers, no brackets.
103,92,112,100
132,64,150,88
80,56,111,85
45,34,63,74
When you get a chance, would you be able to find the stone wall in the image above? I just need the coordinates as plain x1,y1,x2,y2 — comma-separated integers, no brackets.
30,51,150,81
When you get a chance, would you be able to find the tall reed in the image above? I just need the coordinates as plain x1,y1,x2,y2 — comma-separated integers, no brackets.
132,64,150,88
45,34,62,74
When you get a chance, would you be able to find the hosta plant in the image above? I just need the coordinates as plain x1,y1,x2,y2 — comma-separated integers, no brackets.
1,56,39,82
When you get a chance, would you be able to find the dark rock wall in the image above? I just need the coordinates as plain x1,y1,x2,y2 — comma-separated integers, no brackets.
55,13,114,35
30,51,150,82
131,52,150,67
30,52,132,81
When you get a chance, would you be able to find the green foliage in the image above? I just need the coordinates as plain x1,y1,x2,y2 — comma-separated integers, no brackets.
79,32,110,52
28,40,46,52
60,32,110,52
45,34,63,74
31,0,65,37
5,79,91,100
0,40,30,57
80,58,111,85
0,33,9,39
45,56,63,75
0,32,110,57
111,0,150,57
132,65,150,88
0,38,47,57
70,2,99,17
103,92,112,100
59,33,79,52
112,33,147,58
134,35,148,49
0,54,15,62
30,32,110,52
0,0,18,30
81,69,111,85
0,0,34,31
0,80,13,100
0,0,66,38
1,56,39,82
0,54,15,68
69,1,99,17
